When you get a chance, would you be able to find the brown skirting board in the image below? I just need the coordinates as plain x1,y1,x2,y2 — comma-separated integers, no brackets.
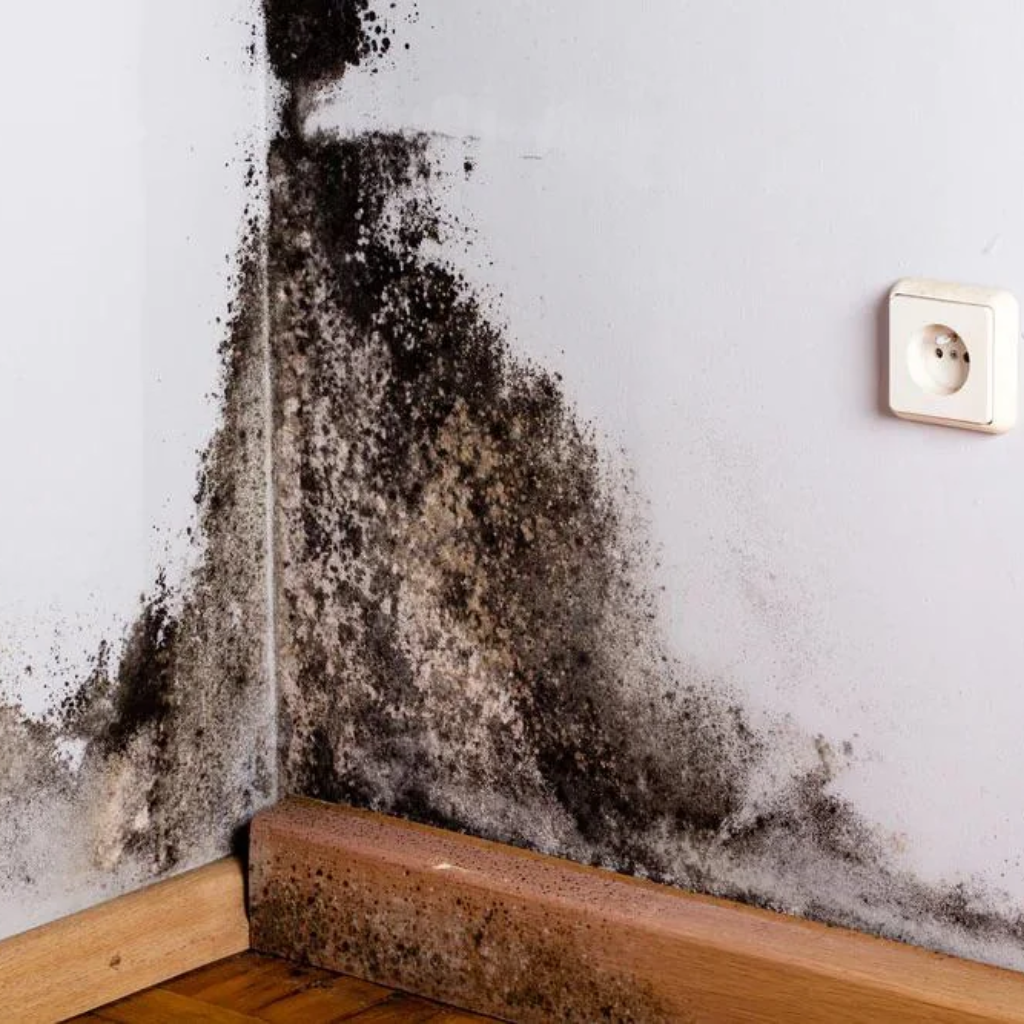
0,857,248,1023
250,798,1024,1024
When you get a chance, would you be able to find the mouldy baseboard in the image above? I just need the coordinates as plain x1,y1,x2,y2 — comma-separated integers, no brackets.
249,797,1024,1024
0,857,248,1023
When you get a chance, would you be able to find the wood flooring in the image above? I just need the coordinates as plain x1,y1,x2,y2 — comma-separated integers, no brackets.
67,951,495,1023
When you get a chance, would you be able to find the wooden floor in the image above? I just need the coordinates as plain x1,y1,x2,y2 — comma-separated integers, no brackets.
68,951,495,1023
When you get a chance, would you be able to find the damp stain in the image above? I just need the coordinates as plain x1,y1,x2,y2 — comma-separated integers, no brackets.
253,853,673,1024
267,0,1024,973
0,229,273,922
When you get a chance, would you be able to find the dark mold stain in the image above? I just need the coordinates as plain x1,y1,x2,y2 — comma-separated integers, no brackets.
265,0,1024,972
263,0,416,87
61,573,179,760
252,855,673,1024
264,0,376,84
3,0,1021,974
0,226,272,906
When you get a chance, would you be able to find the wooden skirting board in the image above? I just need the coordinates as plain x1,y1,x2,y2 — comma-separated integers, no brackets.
251,798,1024,1024
4,802,1024,1023
0,857,248,1023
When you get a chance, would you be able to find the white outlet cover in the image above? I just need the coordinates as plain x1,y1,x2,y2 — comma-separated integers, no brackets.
889,279,1019,433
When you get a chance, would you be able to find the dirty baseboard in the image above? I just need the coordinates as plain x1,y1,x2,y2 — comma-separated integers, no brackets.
0,857,248,1023
250,797,1024,1024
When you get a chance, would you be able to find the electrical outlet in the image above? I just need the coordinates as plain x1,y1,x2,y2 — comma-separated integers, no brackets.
889,279,1018,433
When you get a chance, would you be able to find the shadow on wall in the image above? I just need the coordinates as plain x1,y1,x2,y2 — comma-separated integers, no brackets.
265,0,1024,973
875,293,890,417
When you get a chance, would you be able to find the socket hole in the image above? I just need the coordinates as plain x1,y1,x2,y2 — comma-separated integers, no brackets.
908,324,970,396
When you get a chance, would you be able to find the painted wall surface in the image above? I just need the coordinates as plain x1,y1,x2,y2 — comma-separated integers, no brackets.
267,1,1024,972
6,0,1024,975
320,0,1024,889
0,0,271,938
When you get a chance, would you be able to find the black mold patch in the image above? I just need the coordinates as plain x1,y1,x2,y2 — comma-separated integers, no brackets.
263,0,414,85
61,574,179,759
253,855,672,1024
267,3,1024,972
264,0,374,84
0,234,272,913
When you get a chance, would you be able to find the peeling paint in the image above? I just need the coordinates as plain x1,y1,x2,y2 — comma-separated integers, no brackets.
267,0,1024,973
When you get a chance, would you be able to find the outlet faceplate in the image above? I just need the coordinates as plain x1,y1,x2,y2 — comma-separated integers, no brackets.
889,279,1019,434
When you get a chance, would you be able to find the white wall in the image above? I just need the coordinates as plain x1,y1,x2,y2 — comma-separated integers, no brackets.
0,0,264,932
315,0,1024,904
0,1,258,718
0,0,146,710
6,0,1022,953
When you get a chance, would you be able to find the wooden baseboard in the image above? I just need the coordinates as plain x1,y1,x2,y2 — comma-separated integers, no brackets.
0,857,248,1023
250,798,1024,1024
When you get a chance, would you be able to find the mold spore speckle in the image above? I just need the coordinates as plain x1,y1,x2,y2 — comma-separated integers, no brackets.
0,237,273,930
264,0,377,84
263,0,417,86
253,849,673,1023
266,2,1024,973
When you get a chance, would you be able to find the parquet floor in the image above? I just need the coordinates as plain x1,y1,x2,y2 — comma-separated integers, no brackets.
68,951,496,1023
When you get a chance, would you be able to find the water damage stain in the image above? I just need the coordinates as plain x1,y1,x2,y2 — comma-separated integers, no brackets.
268,0,1024,973
0,232,272,928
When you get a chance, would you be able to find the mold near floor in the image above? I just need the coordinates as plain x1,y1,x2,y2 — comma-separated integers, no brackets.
263,0,1024,973
4,0,1024,977
0,245,273,932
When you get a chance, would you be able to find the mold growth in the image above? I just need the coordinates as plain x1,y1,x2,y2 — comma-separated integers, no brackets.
264,0,416,87
267,0,1024,972
252,851,672,1024
0,235,273,931
264,0,377,84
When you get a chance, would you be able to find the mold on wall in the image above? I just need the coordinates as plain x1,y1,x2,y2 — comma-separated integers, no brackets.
0,0,274,935
265,2,1024,972
5,0,1023,977
0,246,272,933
